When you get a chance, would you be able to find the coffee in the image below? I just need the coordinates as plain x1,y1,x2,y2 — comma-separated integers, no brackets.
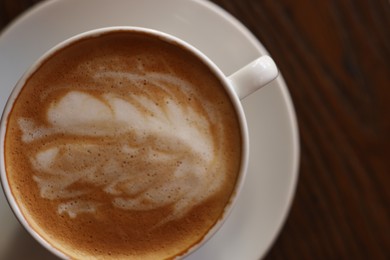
4,31,242,259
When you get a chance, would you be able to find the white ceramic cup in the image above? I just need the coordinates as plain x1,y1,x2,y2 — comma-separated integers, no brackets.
0,26,278,259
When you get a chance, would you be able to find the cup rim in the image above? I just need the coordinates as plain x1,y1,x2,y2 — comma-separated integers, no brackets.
0,26,249,260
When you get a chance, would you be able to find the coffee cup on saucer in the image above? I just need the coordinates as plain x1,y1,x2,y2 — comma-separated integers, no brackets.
0,26,278,259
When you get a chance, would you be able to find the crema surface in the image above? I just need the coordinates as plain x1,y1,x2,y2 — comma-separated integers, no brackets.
5,31,241,259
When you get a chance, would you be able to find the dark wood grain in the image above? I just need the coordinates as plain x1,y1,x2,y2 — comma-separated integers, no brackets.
1,0,389,259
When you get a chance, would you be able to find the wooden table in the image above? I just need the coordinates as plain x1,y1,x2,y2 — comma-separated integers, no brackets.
1,0,389,259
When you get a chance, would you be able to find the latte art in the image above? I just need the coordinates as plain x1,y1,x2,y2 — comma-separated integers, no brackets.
4,31,241,259
19,69,223,224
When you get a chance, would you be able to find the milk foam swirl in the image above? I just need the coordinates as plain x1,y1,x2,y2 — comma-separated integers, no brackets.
18,70,225,224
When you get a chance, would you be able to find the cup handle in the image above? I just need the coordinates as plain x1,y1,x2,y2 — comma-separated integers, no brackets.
228,55,279,100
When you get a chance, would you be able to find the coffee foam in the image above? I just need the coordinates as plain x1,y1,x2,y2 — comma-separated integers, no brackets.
19,69,222,224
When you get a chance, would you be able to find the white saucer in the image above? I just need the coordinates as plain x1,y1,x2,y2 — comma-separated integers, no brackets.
0,0,299,259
